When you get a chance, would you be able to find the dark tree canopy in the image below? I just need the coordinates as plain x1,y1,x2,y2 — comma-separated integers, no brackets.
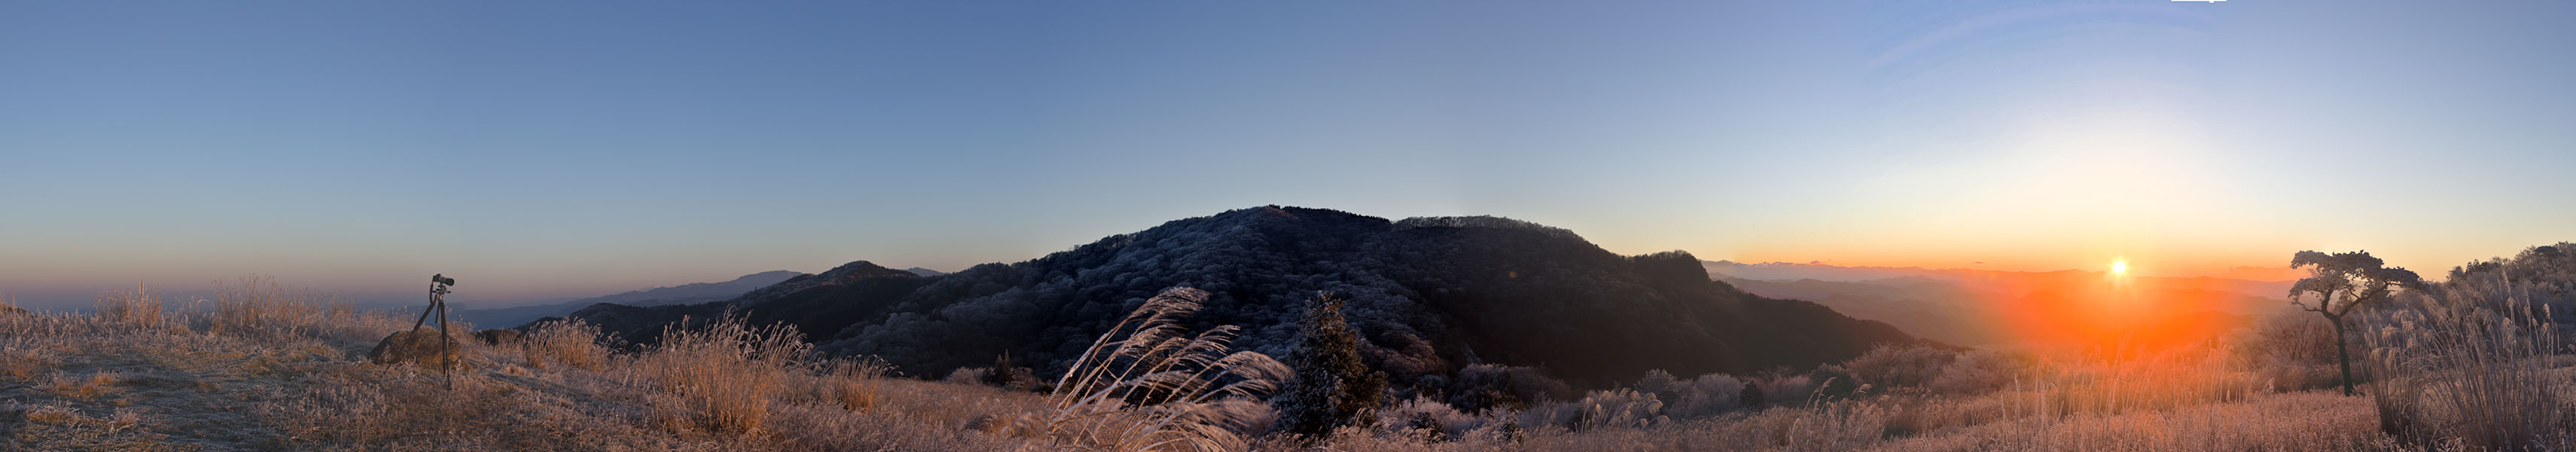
2289,250,2424,318
2287,249,2424,396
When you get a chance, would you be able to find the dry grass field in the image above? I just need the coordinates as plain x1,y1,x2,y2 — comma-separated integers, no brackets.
3,278,2570,451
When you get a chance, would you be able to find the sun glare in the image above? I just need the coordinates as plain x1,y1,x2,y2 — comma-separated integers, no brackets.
2110,260,2129,275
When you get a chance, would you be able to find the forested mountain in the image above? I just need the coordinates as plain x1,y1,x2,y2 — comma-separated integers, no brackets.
2443,242,2576,329
550,206,1923,387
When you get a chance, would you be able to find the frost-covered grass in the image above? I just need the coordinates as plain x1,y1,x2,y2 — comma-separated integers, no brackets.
2362,271,2576,451
5,277,2571,451
0,279,1037,451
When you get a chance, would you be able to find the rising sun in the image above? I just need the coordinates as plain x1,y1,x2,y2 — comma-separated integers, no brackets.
2110,260,2129,275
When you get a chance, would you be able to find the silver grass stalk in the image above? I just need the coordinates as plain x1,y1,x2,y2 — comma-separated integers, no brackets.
1036,288,1291,452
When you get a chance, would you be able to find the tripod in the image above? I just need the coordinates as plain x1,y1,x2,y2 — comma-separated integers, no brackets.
410,273,458,389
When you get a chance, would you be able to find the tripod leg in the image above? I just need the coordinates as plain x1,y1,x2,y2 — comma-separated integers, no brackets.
410,295,434,331
438,297,453,390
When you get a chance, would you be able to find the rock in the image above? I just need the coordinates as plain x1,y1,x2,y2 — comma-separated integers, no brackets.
474,328,526,347
369,327,465,368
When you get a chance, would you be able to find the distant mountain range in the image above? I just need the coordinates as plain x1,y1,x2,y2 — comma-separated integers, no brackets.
1703,260,2301,287
541,206,1926,387
456,270,800,328
1704,261,2294,348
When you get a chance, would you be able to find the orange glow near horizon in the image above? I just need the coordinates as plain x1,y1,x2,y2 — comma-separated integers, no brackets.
1713,247,2316,357
1720,252,2279,356
1974,269,2257,358
1718,249,2309,282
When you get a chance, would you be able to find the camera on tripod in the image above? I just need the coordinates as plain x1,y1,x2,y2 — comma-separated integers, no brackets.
410,273,462,389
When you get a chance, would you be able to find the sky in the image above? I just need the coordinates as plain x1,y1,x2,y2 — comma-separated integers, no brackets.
4,1,2572,309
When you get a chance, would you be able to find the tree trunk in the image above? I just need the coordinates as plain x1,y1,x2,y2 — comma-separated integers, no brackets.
2332,317,2355,396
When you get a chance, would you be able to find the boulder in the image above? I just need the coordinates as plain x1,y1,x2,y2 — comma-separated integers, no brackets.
369,327,465,368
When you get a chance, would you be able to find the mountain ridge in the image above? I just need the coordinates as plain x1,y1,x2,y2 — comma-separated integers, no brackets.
553,206,1928,387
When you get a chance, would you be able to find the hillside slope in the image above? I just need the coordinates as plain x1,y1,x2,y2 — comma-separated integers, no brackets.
567,206,1922,386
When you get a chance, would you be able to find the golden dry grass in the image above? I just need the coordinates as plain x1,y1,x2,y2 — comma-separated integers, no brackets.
5,278,2569,451
1025,288,1289,452
1,279,1062,451
2363,275,2576,451
523,319,609,371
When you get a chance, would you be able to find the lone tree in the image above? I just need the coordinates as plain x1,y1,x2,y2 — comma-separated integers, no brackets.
2288,250,2424,396
1271,292,1387,441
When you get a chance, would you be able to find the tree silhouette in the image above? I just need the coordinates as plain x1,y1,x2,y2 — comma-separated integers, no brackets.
1270,292,1387,442
2288,250,2423,396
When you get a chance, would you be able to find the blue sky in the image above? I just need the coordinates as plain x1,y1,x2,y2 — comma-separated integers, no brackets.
5,1,2572,308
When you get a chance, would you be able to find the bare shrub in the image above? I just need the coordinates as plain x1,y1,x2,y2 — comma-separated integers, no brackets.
798,357,886,411
1662,372,1747,419
1632,369,1748,419
619,316,809,436
95,284,164,329
1928,348,2031,396
1759,374,1814,406
1806,365,1863,402
1373,396,1482,441
951,365,1041,392
1037,287,1291,451
202,276,375,343
1630,369,1676,398
1843,344,1954,390
2236,311,2343,392
1446,364,1575,412
0,346,55,381
1522,389,1663,430
982,352,1041,391
525,318,610,371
